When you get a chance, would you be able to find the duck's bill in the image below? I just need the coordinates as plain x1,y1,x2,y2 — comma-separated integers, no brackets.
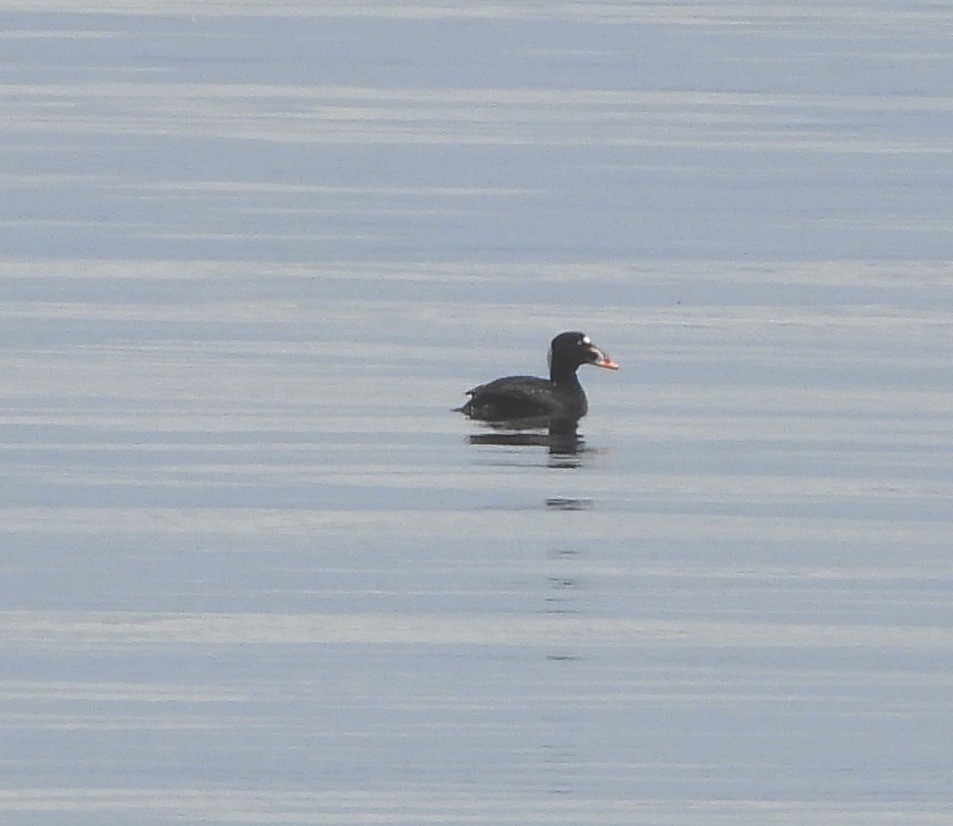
589,347,620,370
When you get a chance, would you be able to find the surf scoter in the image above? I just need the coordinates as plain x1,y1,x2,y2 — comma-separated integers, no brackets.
458,331,618,422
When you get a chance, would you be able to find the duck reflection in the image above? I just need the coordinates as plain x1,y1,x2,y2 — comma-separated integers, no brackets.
466,415,585,458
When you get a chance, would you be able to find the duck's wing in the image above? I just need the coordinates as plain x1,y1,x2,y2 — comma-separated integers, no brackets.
461,375,560,419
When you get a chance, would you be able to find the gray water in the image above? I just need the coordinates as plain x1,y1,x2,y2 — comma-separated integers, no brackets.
2,3,953,823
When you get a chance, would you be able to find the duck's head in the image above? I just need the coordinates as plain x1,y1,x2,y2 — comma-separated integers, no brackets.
548,331,619,381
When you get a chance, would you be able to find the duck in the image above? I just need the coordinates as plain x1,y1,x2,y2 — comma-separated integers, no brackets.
458,331,618,423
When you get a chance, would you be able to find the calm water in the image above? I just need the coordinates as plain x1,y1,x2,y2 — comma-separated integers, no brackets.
2,3,952,823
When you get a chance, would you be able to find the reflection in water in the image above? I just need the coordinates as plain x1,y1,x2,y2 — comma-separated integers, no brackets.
545,497,592,510
542,740,578,796
542,549,582,796
545,576,579,614
466,416,585,459
465,413,589,798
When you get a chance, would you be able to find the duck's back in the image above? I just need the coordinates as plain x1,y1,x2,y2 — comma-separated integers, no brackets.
460,375,587,421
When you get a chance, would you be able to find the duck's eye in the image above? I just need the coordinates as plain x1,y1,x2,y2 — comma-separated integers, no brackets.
580,336,590,345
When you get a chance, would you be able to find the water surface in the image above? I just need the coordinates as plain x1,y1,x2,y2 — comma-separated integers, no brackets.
1,2,952,823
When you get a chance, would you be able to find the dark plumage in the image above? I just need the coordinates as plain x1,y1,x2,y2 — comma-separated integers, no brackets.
458,331,618,423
